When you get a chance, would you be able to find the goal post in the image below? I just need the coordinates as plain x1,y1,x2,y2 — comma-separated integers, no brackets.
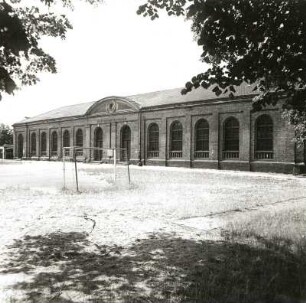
62,146,130,191
0,147,4,162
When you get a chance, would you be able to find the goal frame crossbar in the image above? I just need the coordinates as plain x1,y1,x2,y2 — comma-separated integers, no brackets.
62,146,130,192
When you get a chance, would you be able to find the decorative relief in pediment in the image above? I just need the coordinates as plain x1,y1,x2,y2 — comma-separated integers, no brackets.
87,98,139,116
106,100,118,114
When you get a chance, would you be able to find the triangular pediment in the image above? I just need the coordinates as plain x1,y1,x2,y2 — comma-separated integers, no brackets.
86,97,140,116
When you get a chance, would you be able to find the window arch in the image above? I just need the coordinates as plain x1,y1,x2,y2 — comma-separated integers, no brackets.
194,119,209,158
94,127,103,161
51,131,58,155
223,117,239,159
147,123,159,158
76,129,83,156
255,114,273,159
41,132,47,156
31,133,36,156
170,121,183,158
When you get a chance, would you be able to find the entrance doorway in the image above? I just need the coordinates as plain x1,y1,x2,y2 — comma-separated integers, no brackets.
94,127,103,161
18,134,24,158
120,125,131,161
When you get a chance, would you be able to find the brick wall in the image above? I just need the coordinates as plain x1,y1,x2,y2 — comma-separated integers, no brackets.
13,97,300,173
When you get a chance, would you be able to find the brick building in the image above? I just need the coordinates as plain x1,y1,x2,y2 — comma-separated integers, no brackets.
12,85,305,174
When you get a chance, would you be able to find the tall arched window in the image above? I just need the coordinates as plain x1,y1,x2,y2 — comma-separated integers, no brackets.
31,133,36,156
94,127,103,161
170,121,183,158
51,131,58,156
147,123,159,158
76,129,83,156
63,130,70,157
195,119,209,158
17,134,24,158
223,117,239,159
255,115,273,159
121,125,131,161
41,132,47,156
63,130,70,147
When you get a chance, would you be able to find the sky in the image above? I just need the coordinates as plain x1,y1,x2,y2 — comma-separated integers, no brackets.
0,0,206,126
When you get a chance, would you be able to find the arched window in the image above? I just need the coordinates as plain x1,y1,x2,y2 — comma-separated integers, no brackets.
170,121,183,158
195,119,209,158
41,132,47,156
17,134,24,158
223,117,239,159
255,115,273,159
94,127,103,161
63,130,70,147
121,125,131,161
147,123,159,158
31,133,36,156
76,129,83,147
76,129,83,156
63,130,70,157
51,131,58,156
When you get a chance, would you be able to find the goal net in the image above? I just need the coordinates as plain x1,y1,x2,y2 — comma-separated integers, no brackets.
62,147,131,192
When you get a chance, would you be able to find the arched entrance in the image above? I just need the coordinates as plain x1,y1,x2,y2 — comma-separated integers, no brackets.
17,134,24,158
31,133,37,157
94,127,103,161
120,125,131,161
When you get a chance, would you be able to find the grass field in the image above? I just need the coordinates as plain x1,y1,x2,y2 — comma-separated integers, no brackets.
0,161,305,302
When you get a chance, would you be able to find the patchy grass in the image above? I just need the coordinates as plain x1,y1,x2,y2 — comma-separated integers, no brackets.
0,161,306,302
218,204,306,303
225,203,306,245
2,230,306,303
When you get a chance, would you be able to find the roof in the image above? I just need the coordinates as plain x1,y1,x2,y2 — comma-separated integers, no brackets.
14,84,257,125
17,101,96,124
126,85,257,108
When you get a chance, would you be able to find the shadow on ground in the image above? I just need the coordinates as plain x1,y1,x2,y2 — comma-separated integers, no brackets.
1,231,306,303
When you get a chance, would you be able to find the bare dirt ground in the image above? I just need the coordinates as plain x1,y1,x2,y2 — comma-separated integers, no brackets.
0,161,305,302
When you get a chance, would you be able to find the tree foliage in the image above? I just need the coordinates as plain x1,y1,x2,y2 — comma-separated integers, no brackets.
0,0,102,100
0,123,13,145
138,0,306,143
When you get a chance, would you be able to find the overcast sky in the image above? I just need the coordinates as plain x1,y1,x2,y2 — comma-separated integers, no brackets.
0,0,206,126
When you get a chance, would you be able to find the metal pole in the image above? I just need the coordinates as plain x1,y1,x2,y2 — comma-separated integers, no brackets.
63,147,66,190
127,149,130,185
74,148,79,192
113,148,116,182
127,160,130,185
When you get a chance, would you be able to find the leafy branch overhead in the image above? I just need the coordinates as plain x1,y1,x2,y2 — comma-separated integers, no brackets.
138,0,306,141
0,0,102,100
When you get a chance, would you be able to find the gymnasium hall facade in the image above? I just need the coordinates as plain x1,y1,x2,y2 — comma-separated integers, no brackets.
12,85,305,174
